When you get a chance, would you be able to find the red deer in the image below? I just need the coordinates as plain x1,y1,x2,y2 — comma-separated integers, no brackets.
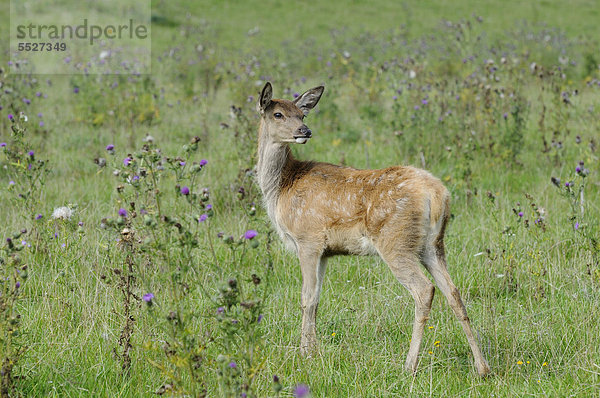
255,82,490,376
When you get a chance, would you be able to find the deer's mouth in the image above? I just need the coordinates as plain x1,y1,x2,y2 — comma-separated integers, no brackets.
294,136,310,144
293,131,312,144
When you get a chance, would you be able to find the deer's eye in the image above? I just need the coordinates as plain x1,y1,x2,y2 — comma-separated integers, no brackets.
274,112,283,119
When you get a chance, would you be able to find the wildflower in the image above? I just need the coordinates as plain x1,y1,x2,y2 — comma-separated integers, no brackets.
8,114,14,120
118,208,127,217
575,222,579,230
565,182,570,187
198,214,208,222
199,159,208,166
143,293,154,305
16,282,20,289
518,211,523,217
22,98,31,105
52,206,73,220
180,186,190,195
228,361,237,369
35,213,42,220
244,230,258,240
123,157,132,166
106,144,115,151
576,166,581,173
73,87,79,94
39,121,44,127
293,384,310,398
258,314,263,323
421,99,428,105
0,143,6,147
217,307,224,314
28,150,34,157
517,361,523,365
9,180,15,186
179,161,186,167
543,362,548,366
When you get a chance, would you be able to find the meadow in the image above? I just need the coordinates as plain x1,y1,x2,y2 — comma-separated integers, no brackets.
1,0,599,396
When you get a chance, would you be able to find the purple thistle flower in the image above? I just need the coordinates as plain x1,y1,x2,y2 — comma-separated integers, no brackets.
0,143,6,147
179,161,186,167
23,98,31,105
180,186,190,195
143,293,154,303
421,99,428,105
228,361,237,369
36,92,42,97
565,182,570,187
518,211,523,217
199,159,208,166
206,204,212,210
106,144,114,151
78,221,84,227
293,384,310,398
503,112,508,119
257,314,263,323
576,166,582,173
414,105,420,111
37,112,43,117
575,222,580,230
217,307,224,314
15,282,21,289
8,114,14,120
198,214,208,222
118,208,127,217
244,230,258,240
8,181,15,186
39,121,44,127
123,157,132,166
35,213,42,220
73,87,79,94
293,92,300,98
28,150,34,157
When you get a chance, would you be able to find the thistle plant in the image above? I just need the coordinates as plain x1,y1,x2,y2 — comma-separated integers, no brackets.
0,230,29,397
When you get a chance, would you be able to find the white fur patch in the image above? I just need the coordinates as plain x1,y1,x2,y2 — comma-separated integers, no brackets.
295,137,309,144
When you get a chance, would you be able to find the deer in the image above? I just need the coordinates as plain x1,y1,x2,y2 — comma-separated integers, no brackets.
255,82,491,376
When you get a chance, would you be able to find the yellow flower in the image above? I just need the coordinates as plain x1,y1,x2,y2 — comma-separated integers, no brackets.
331,332,336,337
542,362,548,367
428,351,433,355
434,340,440,347
526,361,530,364
428,326,434,330
517,361,523,365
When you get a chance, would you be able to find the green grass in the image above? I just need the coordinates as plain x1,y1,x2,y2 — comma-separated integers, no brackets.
1,0,600,396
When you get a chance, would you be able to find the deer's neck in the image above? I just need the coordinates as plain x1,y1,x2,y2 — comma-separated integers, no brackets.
256,123,295,225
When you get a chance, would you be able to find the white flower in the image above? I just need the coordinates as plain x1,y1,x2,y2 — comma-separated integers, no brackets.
52,206,73,220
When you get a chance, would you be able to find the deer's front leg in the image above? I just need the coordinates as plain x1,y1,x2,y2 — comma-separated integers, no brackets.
299,251,327,356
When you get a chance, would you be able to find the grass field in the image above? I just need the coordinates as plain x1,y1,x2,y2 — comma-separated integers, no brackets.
1,0,600,396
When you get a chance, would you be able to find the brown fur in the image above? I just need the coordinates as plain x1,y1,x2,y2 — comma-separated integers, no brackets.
255,83,490,376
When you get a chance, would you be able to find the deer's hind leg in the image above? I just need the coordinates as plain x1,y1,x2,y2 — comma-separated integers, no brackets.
379,249,435,374
421,241,491,376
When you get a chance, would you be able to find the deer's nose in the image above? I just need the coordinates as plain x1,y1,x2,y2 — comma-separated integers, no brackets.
297,125,312,137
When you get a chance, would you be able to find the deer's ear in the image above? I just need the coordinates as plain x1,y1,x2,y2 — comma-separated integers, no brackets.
294,86,324,116
257,82,273,114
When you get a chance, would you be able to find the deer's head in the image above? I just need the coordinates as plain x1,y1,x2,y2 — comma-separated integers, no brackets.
257,82,324,144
